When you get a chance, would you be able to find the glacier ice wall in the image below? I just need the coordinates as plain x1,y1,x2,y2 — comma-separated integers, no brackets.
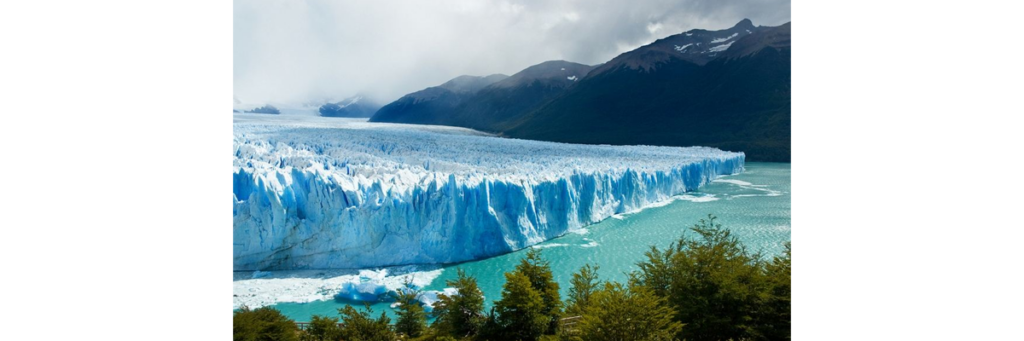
233,115,744,270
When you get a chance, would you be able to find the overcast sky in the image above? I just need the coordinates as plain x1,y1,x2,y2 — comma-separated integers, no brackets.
234,0,790,106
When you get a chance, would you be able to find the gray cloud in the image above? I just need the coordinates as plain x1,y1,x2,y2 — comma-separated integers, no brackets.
234,0,790,106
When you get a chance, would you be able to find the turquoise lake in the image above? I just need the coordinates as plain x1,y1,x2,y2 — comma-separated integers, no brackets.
261,162,790,322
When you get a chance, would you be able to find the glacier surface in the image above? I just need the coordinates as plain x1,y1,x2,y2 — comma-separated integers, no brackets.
233,114,744,270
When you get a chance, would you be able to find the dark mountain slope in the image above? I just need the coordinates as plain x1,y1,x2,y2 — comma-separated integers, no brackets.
369,74,508,124
433,60,594,132
370,20,790,161
505,22,791,162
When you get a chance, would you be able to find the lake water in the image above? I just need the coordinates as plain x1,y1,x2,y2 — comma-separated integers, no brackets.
257,162,790,322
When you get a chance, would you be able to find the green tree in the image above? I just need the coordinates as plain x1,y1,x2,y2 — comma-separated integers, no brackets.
300,315,341,341
634,214,768,341
233,306,300,341
337,304,396,341
513,248,562,333
758,242,791,340
492,271,549,341
432,268,485,338
392,288,427,338
565,264,601,316
576,281,682,341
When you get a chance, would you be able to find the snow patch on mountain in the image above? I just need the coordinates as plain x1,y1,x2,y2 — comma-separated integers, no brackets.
711,33,739,43
708,41,736,53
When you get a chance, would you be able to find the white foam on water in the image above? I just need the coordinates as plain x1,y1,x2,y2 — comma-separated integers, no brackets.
233,268,443,309
568,228,590,235
532,243,571,249
714,178,783,198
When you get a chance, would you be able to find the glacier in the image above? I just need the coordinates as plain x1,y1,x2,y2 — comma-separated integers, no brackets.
233,114,744,270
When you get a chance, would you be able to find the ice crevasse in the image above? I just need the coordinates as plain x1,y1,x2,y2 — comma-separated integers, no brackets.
233,116,745,270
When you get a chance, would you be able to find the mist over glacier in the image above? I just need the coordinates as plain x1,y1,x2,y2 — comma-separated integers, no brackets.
233,114,744,270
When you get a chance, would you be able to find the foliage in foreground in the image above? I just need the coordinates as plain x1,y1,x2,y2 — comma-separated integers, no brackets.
576,281,682,341
337,304,396,341
234,215,791,341
760,242,792,341
393,288,428,338
490,270,549,341
431,268,486,338
564,264,600,317
513,248,563,334
633,214,791,341
233,306,299,341
299,315,340,341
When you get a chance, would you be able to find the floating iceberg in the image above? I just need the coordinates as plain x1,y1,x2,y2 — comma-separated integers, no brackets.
335,281,392,302
334,278,458,313
233,114,744,270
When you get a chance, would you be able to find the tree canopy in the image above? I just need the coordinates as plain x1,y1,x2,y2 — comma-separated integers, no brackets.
491,271,549,341
392,288,428,338
431,268,486,338
513,248,563,334
634,214,790,341
577,281,683,341
233,306,299,341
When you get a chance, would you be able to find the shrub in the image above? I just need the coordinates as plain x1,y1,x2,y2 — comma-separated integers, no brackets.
233,306,300,341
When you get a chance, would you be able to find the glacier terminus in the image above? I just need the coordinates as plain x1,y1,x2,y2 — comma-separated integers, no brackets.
233,114,745,270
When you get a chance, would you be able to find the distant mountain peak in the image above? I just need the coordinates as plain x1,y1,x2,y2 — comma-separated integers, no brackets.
720,22,791,60
734,18,755,30
588,20,788,76
318,94,381,118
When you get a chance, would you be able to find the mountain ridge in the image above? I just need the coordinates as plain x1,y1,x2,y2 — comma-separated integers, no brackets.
369,74,508,124
425,60,594,132
369,19,791,162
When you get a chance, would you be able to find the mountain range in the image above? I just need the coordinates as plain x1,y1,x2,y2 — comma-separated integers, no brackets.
318,95,382,118
246,105,280,115
370,19,790,162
